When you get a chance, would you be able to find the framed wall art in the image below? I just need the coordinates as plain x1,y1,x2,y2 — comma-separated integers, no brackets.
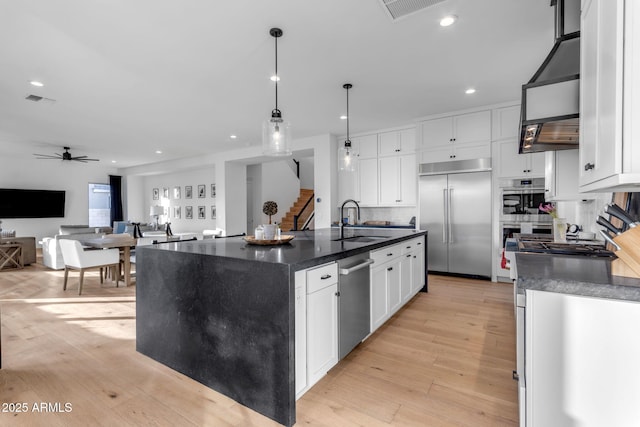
211,184,216,198
152,188,159,200
185,206,193,219
198,185,205,198
162,187,169,199
174,206,181,219
173,186,181,199
185,186,192,199
211,205,216,219
198,206,205,219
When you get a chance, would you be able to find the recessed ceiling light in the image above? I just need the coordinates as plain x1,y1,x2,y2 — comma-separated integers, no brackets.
340,115,348,120
230,135,237,139
155,150,163,154
465,88,476,94
111,160,117,163
270,75,280,82
30,80,44,87
440,15,457,27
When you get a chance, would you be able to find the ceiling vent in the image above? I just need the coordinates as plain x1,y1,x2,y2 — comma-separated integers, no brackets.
25,94,56,105
379,0,446,21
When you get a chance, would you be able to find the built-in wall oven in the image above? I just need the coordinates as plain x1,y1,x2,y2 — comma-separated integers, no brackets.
498,178,552,277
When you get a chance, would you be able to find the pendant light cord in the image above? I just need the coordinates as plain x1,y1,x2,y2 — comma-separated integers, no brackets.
274,33,279,113
346,86,349,142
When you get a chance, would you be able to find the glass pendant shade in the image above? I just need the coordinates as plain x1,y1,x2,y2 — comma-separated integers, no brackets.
262,113,292,156
338,140,357,172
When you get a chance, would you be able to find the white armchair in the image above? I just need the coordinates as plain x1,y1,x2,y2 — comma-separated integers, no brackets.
59,240,121,295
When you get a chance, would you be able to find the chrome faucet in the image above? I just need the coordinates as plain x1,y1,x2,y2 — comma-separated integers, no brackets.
340,199,361,239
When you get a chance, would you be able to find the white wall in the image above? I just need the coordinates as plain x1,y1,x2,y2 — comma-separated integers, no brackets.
298,156,314,189
140,167,216,232
261,160,300,225
0,154,117,245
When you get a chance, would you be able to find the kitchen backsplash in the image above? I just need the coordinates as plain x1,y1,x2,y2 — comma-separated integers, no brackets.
355,206,417,226
556,193,612,237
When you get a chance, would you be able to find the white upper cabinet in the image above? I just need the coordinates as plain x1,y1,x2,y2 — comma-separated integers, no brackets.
580,0,640,191
496,139,545,178
545,149,595,201
379,154,416,206
492,105,521,141
419,110,492,164
351,134,378,159
378,129,416,156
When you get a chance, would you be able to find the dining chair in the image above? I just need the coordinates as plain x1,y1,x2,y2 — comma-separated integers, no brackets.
59,239,121,295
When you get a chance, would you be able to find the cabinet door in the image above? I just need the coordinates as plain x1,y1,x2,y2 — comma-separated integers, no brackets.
370,264,389,332
307,282,338,386
294,276,307,397
398,154,417,205
498,140,530,177
452,142,491,162
400,254,412,304
378,131,400,156
358,158,378,205
379,156,399,205
386,261,402,315
419,146,454,163
453,111,491,145
353,134,378,159
421,117,453,149
492,105,521,140
579,0,624,186
528,151,546,176
411,248,425,294
338,169,358,204
399,128,416,153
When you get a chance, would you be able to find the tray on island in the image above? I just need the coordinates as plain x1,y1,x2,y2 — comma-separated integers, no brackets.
243,235,295,245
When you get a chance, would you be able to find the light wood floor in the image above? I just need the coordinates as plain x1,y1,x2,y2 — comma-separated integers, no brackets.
0,260,517,426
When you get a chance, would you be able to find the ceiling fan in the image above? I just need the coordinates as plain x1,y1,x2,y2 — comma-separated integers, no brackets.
34,146,99,163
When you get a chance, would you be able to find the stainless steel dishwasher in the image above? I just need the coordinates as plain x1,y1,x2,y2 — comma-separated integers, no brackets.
337,254,374,359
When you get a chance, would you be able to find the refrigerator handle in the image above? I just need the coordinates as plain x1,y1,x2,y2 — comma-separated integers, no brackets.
448,187,453,243
442,188,448,243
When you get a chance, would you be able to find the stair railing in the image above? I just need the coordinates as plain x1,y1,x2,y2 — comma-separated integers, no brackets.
293,192,314,231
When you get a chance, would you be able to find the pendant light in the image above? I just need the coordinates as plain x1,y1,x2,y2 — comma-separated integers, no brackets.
338,83,357,172
263,27,292,156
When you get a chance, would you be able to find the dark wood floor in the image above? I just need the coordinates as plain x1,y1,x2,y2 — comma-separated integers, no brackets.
0,261,517,426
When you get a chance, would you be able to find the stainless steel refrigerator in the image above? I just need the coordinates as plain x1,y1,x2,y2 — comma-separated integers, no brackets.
418,158,492,278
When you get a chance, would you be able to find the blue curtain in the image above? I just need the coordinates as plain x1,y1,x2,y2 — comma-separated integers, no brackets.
109,175,124,226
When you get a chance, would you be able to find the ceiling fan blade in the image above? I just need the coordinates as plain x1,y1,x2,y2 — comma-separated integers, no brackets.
73,158,100,162
34,153,62,159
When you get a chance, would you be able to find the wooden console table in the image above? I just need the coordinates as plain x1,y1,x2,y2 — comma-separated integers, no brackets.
0,243,23,270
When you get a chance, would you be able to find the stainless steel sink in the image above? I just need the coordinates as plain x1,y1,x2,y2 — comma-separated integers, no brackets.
333,236,389,243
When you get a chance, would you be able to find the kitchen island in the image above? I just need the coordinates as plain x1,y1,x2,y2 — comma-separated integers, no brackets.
135,228,426,427
514,252,640,427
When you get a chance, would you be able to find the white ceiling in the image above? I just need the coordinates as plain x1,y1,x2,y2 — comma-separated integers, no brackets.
0,0,555,168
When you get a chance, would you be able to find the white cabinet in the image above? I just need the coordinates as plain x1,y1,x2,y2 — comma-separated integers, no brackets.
351,134,378,159
306,263,338,387
492,105,521,141
294,271,307,398
526,290,640,427
370,236,425,332
379,154,416,206
378,128,416,156
420,110,491,149
357,158,378,205
419,111,491,163
496,139,545,178
580,0,640,191
544,149,595,201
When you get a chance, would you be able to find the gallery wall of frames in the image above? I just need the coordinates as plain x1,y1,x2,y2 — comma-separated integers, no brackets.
144,168,217,231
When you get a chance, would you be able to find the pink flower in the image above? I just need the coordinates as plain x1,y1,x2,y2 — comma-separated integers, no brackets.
539,202,558,218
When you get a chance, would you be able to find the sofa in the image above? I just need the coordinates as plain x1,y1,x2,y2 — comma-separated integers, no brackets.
41,225,113,270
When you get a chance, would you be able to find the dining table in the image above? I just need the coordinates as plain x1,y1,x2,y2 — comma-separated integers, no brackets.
81,235,137,287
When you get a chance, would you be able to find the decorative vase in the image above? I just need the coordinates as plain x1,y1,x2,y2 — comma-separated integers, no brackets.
263,224,277,240
553,217,567,243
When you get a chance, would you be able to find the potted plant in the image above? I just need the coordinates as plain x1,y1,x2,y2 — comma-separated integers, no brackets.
262,201,278,239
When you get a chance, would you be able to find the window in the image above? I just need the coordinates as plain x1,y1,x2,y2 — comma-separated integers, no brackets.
88,183,111,227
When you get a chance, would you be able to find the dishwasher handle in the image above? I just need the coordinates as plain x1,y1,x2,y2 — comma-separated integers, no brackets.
339,259,374,275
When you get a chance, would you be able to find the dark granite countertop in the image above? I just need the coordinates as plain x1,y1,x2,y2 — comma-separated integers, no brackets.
515,252,640,302
141,227,426,271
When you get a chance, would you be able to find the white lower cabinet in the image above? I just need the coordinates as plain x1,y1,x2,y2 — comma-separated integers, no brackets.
370,236,425,333
526,290,640,427
305,263,338,388
294,271,307,399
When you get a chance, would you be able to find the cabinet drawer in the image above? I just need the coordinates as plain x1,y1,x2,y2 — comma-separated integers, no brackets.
306,263,338,294
370,244,402,264
401,237,424,255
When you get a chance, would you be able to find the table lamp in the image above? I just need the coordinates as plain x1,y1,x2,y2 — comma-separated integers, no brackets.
150,206,164,230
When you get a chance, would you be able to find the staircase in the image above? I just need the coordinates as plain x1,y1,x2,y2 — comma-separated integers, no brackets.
280,189,314,231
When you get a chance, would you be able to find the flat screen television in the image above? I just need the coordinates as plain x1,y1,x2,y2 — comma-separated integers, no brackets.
0,188,66,218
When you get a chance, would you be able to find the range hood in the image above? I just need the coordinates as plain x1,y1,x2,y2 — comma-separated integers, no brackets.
519,0,581,154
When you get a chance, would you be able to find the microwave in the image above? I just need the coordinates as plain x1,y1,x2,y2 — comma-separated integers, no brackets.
500,178,547,217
